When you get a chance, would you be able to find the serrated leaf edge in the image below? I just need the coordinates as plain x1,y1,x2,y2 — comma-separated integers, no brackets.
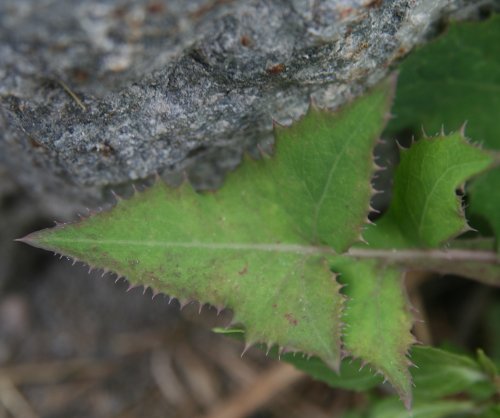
338,269,416,410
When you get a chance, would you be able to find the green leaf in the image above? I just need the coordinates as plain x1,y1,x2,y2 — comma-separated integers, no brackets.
341,413,365,418
328,134,493,403
370,399,476,418
355,134,497,287
468,168,500,250
482,405,500,418
271,84,393,251
387,15,500,147
253,345,493,403
476,348,500,396
412,347,489,400
281,353,383,391
20,81,394,372
213,327,383,391
486,302,500,365
364,134,493,248
386,14,500,250
332,258,414,407
476,349,498,380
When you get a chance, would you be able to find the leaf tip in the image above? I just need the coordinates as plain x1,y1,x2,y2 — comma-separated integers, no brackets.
15,231,48,251
14,236,30,244
402,394,413,411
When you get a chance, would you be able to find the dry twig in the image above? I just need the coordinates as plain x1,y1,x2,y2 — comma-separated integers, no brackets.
199,363,304,418
0,376,39,418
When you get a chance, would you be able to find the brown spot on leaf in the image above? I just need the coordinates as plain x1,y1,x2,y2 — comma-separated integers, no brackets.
285,313,298,326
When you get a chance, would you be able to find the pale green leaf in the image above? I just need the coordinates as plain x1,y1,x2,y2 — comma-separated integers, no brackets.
21,82,393,372
364,134,493,249
271,83,393,250
329,134,493,404
331,258,414,408
200,251,418,404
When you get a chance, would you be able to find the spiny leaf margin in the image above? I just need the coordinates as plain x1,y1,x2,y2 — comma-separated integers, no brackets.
386,14,500,252
19,81,395,373
363,133,494,249
333,258,415,408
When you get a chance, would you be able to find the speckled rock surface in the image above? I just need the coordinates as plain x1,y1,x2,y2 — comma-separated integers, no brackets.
0,0,497,211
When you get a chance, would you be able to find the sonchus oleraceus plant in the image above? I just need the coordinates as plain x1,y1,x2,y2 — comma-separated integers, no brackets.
19,14,500,414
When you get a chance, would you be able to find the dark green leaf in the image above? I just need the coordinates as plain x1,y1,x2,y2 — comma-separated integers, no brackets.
412,347,489,400
386,14,500,251
369,399,476,418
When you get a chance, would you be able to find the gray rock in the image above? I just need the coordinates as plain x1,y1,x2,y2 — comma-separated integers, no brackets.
0,0,497,212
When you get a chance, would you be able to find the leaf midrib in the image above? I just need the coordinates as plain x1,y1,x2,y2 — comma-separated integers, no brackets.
44,238,334,254
40,238,500,264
